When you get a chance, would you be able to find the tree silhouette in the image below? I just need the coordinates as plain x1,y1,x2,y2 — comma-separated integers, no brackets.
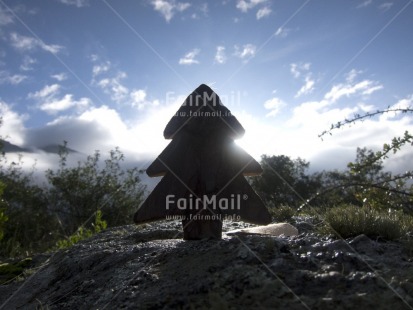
134,84,271,239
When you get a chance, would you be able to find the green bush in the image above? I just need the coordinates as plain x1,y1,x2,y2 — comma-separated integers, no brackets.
0,156,59,257
317,204,413,240
0,142,145,257
0,209,6,242
0,181,7,242
268,205,296,222
0,258,32,284
46,143,146,234
55,210,107,249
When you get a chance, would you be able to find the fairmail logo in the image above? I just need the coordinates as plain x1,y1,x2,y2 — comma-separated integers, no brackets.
166,91,242,107
165,194,247,210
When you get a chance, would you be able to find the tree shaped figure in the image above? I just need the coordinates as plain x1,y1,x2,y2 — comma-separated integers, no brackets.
134,84,271,239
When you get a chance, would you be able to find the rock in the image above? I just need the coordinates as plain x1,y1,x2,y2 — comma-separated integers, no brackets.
226,223,299,236
0,218,412,309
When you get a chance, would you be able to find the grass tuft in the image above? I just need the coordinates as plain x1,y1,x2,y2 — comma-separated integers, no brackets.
316,205,413,240
268,205,297,222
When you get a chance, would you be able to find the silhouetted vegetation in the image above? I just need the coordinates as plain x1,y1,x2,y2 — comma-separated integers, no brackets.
1,107,413,258
252,107,413,241
0,139,146,257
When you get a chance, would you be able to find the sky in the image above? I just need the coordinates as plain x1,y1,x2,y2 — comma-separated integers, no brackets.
0,0,412,178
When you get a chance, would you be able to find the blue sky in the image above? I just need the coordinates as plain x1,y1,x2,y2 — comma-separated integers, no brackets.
0,0,412,175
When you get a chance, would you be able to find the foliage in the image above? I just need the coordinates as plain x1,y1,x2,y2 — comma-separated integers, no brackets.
0,181,8,242
45,142,146,235
306,147,404,208
0,135,146,257
0,258,32,285
251,155,322,208
313,105,413,213
0,120,8,243
315,204,413,240
268,205,296,222
319,107,413,139
55,210,107,249
0,154,59,257
2,106,413,256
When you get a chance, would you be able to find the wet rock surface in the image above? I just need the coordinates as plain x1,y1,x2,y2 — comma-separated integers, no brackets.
1,219,412,309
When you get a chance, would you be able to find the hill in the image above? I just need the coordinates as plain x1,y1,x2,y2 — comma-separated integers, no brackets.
0,139,78,154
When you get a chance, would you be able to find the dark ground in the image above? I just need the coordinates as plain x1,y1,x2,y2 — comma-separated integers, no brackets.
1,219,412,309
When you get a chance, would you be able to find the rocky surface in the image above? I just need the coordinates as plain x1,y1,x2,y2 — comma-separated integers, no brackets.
1,218,413,309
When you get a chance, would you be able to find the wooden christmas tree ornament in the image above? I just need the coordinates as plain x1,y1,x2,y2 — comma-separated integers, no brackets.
134,84,271,240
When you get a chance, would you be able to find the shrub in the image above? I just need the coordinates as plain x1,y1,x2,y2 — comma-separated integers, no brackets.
46,144,146,234
0,156,59,257
317,204,413,240
268,205,296,222
55,210,107,249
0,181,7,242
0,258,32,284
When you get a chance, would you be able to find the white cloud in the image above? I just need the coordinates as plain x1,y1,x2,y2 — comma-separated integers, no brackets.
27,106,127,154
275,27,291,38
130,89,154,110
10,32,63,54
0,101,26,145
295,76,315,98
324,79,383,103
290,64,299,78
20,55,37,71
27,97,184,158
234,44,256,61
264,97,285,117
92,61,111,77
130,90,161,111
150,0,191,22
10,33,37,51
233,71,410,173
89,54,99,62
357,0,372,8
346,69,362,83
380,94,413,121
358,103,375,113
51,72,68,81
4,82,412,181
200,3,208,15
57,0,89,7
0,6,14,26
236,0,267,12
240,72,388,171
29,84,91,114
176,2,191,11
256,6,271,19
29,84,61,100
362,84,383,95
214,46,227,64
96,71,129,104
131,89,146,104
16,95,411,180
179,48,200,65
90,58,130,104
290,62,311,78
91,62,151,109
40,95,91,114
379,2,393,11
0,71,27,85
290,63,314,97
232,100,413,173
